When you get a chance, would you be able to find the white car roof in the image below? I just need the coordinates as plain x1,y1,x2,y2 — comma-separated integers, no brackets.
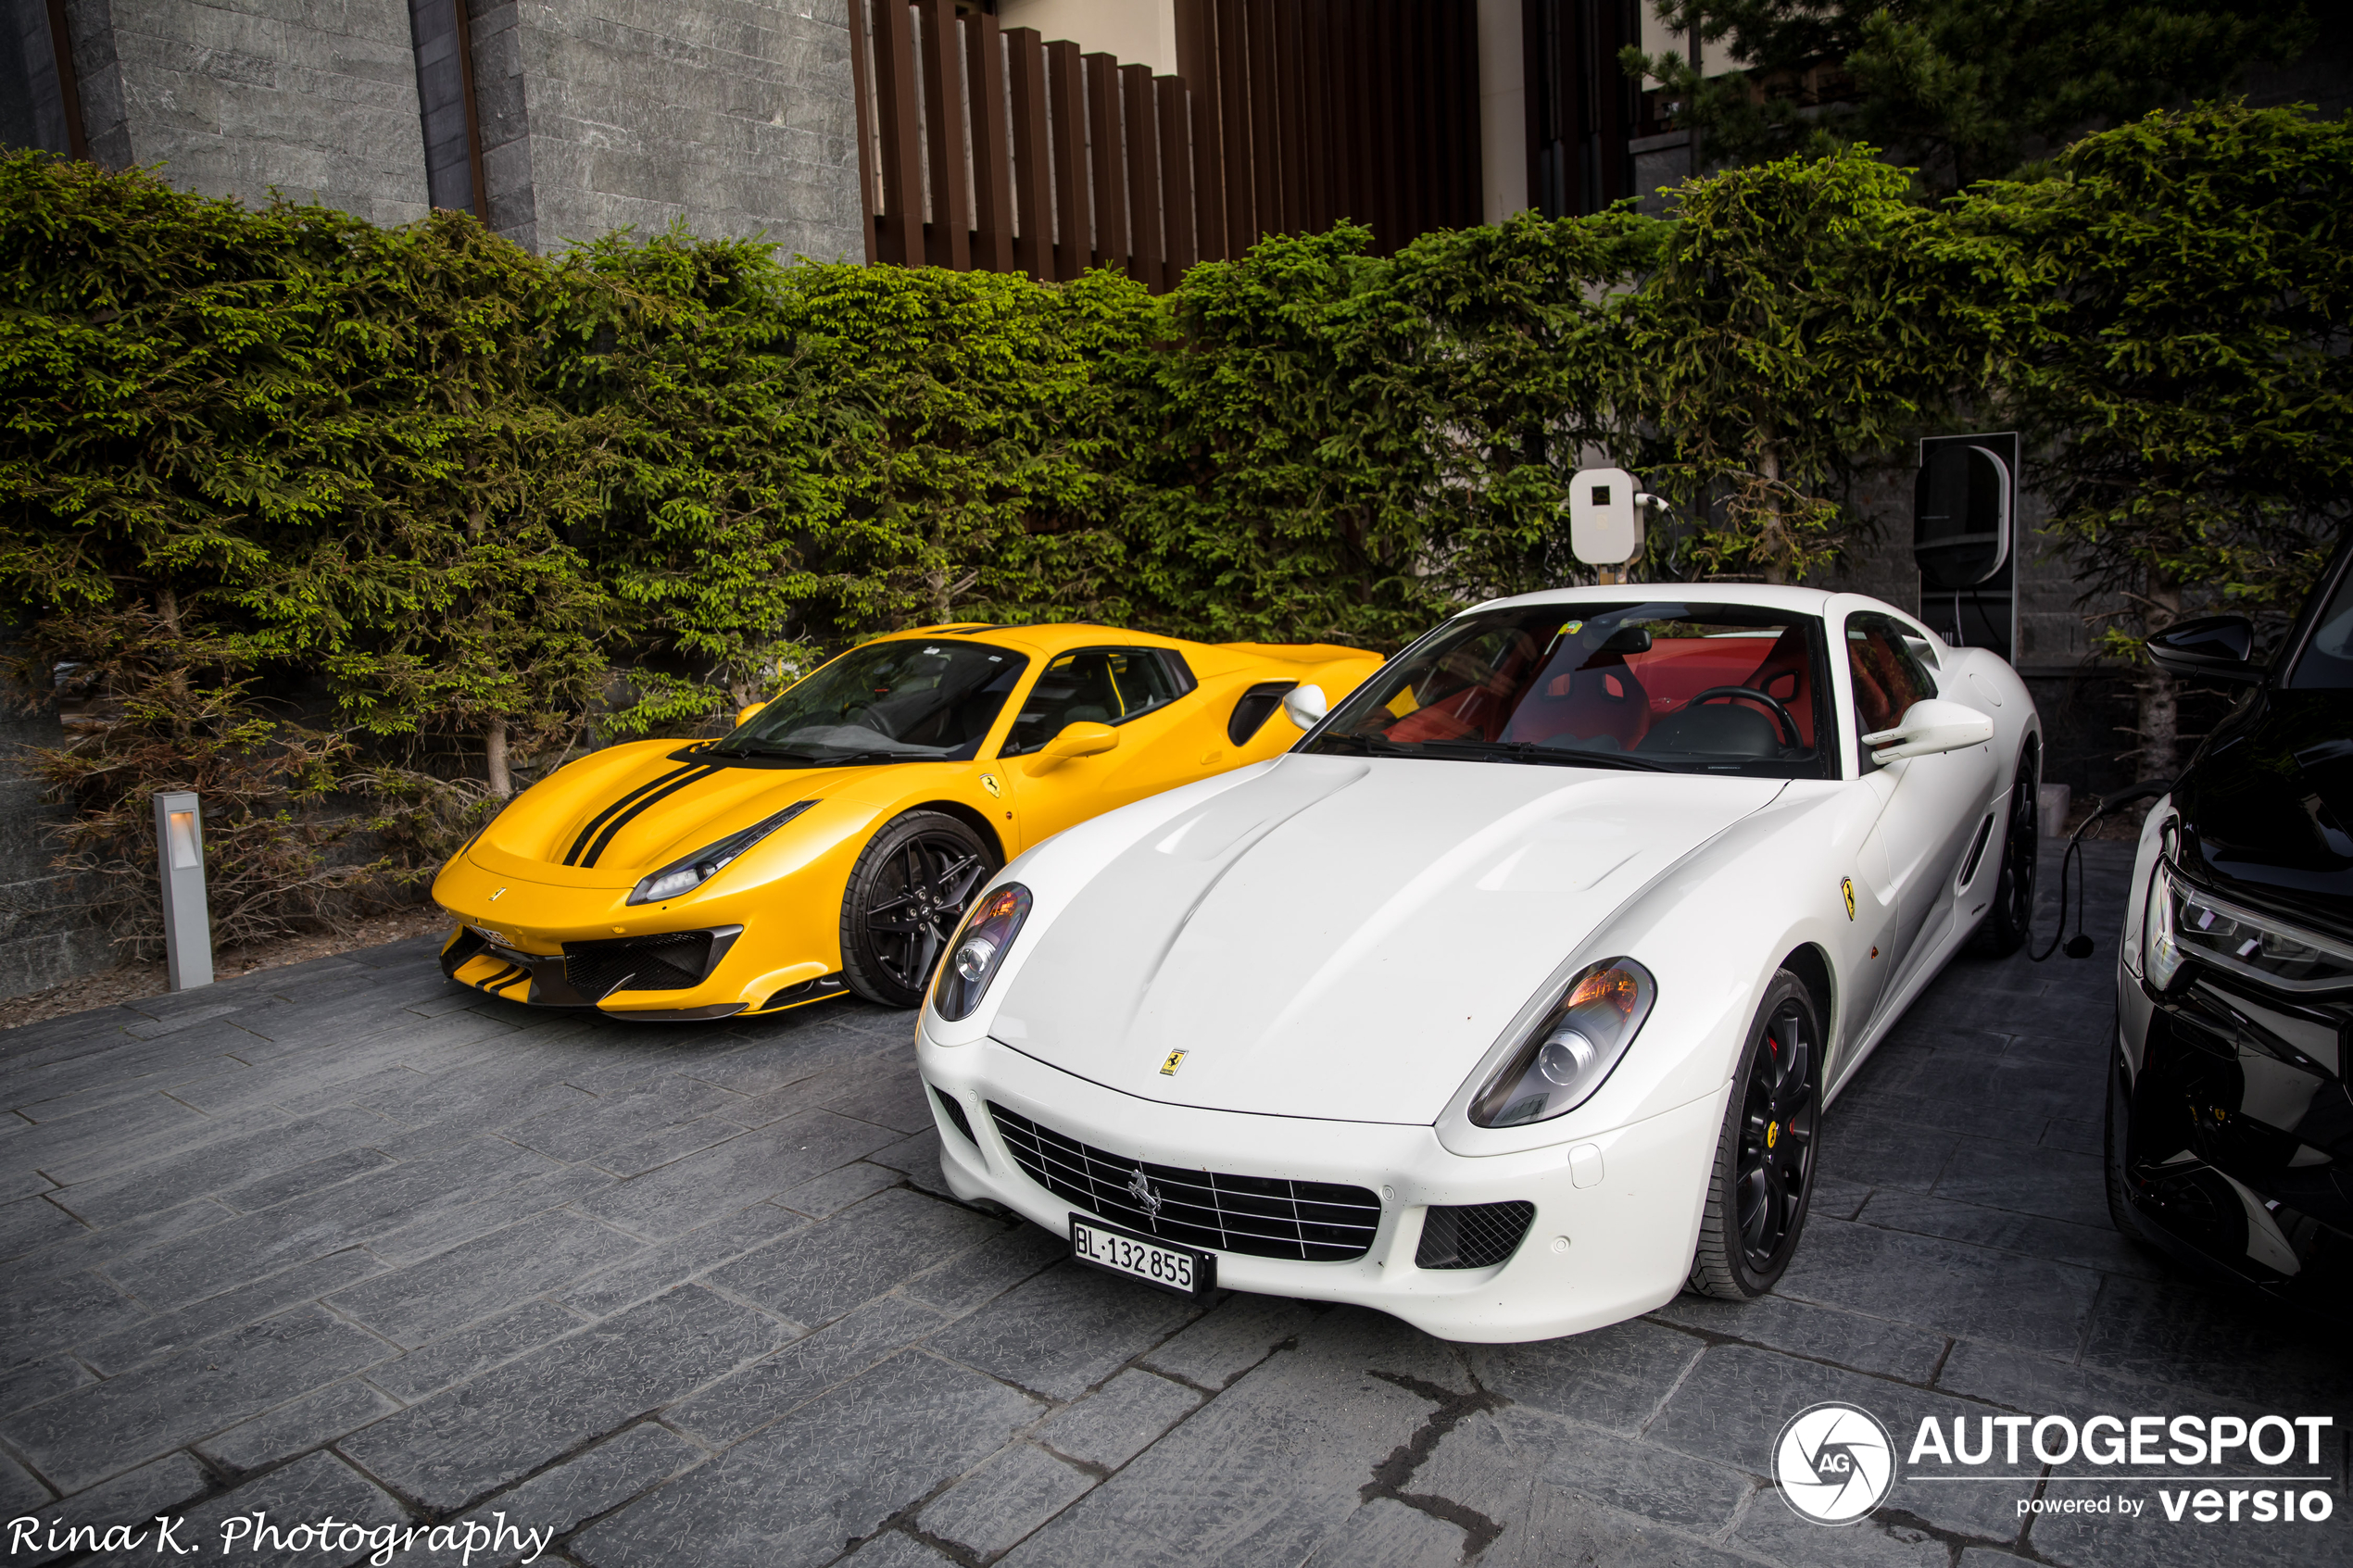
1471,582,1844,616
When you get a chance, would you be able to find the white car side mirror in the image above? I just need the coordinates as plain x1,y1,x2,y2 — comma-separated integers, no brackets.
1282,684,1328,730
1861,698,1995,764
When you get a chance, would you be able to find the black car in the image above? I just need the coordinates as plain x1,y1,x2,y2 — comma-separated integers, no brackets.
2108,533,2353,1310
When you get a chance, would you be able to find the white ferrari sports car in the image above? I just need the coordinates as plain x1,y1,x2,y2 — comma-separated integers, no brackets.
916,585,2042,1342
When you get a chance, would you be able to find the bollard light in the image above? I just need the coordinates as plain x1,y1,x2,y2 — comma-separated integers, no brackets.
153,790,214,990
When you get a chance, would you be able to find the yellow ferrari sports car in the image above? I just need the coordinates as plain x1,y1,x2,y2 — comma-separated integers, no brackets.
432,623,1378,1019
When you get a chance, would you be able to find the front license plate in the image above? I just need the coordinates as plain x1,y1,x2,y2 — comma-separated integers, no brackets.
1069,1217,1214,1299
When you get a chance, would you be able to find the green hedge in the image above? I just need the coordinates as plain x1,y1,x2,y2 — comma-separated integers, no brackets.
3,102,2346,948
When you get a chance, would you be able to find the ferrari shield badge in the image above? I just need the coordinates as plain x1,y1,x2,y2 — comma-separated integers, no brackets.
1160,1049,1187,1076
980,773,1001,798
1841,878,1856,921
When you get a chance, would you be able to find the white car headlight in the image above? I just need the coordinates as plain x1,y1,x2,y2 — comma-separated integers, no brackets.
933,883,1031,1022
1469,958,1656,1127
2141,859,2353,994
626,802,813,906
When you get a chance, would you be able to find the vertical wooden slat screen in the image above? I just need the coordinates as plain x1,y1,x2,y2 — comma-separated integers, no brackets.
1006,27,1052,280
1046,39,1090,280
847,0,1484,286
965,11,1014,273
1120,63,1162,287
1084,53,1128,276
917,0,970,270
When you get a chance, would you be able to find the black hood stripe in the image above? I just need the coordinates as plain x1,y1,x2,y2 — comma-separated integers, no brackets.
578,765,724,870
563,761,710,867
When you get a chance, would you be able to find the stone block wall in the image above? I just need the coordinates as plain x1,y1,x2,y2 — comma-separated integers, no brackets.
60,0,434,227
468,0,863,259
0,703,115,998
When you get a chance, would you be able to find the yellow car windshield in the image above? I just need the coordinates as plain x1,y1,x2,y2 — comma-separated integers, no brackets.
718,641,1030,765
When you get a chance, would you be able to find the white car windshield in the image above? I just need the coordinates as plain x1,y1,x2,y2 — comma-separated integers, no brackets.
716,641,1029,765
1305,602,1836,779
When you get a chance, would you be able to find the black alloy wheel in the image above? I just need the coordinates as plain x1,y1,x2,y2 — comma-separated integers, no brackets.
1690,971,1822,1298
1969,744,2040,956
839,810,997,1008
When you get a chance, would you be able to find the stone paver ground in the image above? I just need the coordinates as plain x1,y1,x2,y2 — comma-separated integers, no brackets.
3,839,2346,1567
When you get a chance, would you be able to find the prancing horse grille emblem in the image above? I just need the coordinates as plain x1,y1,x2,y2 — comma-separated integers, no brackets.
1126,1169,1163,1221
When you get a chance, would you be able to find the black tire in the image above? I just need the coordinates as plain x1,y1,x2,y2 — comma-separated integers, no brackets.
2104,1043,2145,1240
839,811,998,1009
1689,972,1823,1299
1969,743,2040,957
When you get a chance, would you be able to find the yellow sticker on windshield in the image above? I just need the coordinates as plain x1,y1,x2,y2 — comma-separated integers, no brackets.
1561,621,1584,635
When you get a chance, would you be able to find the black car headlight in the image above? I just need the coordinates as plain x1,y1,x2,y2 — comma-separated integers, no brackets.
1469,958,1656,1127
2142,860,2353,994
933,883,1031,1022
626,802,814,906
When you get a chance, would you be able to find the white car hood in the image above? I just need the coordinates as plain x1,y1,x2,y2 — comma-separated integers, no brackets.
992,754,1784,1124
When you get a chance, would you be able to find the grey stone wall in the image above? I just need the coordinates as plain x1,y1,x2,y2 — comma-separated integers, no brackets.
0,703,115,997
59,0,432,227
2,0,77,153
467,0,863,257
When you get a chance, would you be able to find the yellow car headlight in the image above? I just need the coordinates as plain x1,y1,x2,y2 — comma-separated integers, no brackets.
626,801,815,906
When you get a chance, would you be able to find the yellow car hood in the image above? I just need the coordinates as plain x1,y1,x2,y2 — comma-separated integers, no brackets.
467,743,882,889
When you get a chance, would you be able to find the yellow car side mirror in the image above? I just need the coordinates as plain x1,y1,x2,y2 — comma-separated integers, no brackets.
1027,721,1120,773
734,703,765,729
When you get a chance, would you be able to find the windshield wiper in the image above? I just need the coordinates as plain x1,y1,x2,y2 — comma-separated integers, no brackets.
1315,733,1667,771
1310,733,1420,757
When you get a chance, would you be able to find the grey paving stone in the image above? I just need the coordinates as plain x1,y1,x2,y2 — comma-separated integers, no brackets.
708,1187,1003,1327
1416,1404,1754,1537
40,1450,211,1532
0,1194,83,1260
368,1299,591,1404
170,1450,410,1567
1645,1344,2019,1542
7,1195,233,1284
931,1261,1202,1402
918,1442,1098,1558
0,1303,396,1492
866,1126,950,1198
1858,1188,2166,1280
2038,1114,2104,1157
999,1309,1455,1568
1298,1497,1467,1567
841,1535,955,1567
1462,1316,1705,1433
900,1220,1066,1316
81,1247,385,1374
504,1078,743,1163
560,1202,809,1319
665,1295,944,1445
195,1376,403,1473
1930,1139,2113,1230
1816,1115,1962,1194
803,1065,937,1135
342,1285,792,1512
774,1160,903,1218
1647,1290,1949,1383
1734,1501,1955,1567
363,1161,618,1266
1137,1294,1319,1391
109,1134,561,1307
0,1353,92,1420
327,1210,643,1347
0,1165,55,1201
590,1113,758,1179
120,998,248,1037
1931,1337,2278,1425
577,1110,902,1240
434,1422,706,1562
218,1146,398,1214
17,1098,290,1188
1034,1369,1203,1471
1775,1217,2102,1359
0,1450,48,1516
1812,1173,1875,1221
571,1350,1043,1568
0,1269,150,1373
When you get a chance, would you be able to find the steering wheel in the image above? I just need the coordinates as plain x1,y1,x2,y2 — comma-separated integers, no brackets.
1686,685,1800,748
840,700,901,738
